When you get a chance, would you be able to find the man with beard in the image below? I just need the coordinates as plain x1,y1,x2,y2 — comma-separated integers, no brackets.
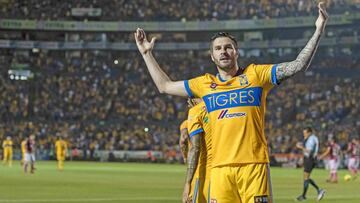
135,3,328,202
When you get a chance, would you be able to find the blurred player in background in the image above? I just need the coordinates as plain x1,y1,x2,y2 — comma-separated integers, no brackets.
24,134,36,174
20,137,28,166
135,2,328,202
182,98,212,203
2,136,13,167
179,119,189,164
319,137,341,183
347,137,359,180
296,127,325,201
55,135,68,171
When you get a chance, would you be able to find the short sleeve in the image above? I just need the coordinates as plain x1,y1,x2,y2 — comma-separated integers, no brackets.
179,120,188,131
305,137,315,151
253,64,279,87
187,107,204,138
184,75,206,98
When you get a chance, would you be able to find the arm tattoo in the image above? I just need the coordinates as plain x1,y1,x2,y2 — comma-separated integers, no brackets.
180,140,188,159
179,129,189,159
276,30,323,83
185,135,201,184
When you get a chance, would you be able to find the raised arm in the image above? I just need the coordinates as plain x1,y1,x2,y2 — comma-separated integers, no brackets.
276,2,329,83
182,134,201,203
135,28,187,96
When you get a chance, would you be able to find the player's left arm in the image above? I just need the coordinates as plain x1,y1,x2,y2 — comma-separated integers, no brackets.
275,2,328,83
182,133,201,203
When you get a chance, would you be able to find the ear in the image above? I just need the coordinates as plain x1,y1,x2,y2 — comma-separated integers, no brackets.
231,44,238,57
210,51,215,62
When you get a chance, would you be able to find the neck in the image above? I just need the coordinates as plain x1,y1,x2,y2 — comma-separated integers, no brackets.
217,65,240,81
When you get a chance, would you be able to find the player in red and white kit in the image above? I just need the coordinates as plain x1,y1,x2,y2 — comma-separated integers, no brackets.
319,137,341,183
347,137,359,180
24,134,36,174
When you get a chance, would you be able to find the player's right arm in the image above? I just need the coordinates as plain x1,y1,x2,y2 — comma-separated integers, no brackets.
135,28,188,96
179,128,189,163
182,133,201,203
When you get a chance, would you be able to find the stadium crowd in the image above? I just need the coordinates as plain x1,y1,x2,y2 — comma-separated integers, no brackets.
0,49,359,162
0,0,358,21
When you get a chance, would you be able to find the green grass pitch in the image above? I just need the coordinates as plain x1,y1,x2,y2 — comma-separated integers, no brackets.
0,161,359,203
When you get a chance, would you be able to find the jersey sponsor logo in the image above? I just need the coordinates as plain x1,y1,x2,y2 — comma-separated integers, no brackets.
218,109,246,119
239,74,249,86
210,199,218,203
203,87,262,113
254,195,268,203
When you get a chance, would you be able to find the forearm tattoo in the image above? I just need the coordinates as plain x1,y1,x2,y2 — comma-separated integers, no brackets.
180,139,189,159
185,135,200,184
276,31,323,83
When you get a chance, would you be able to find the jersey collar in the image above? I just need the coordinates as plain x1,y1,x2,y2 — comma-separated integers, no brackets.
216,67,243,82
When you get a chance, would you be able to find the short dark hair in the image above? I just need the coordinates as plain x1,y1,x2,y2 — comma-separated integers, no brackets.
303,126,313,133
210,32,238,51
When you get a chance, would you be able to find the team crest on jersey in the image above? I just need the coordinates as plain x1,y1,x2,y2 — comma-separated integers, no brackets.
210,199,218,203
254,195,268,203
210,82,217,90
239,74,249,86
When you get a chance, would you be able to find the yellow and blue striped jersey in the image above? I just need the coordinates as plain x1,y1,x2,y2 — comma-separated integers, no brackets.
187,101,212,176
184,64,278,167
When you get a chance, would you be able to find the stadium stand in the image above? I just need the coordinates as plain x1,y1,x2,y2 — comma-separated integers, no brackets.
1,0,359,21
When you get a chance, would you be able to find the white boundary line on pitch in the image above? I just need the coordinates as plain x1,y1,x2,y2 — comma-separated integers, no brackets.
0,195,360,202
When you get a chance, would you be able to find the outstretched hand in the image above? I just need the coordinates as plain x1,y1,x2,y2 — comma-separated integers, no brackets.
315,2,329,34
134,28,156,55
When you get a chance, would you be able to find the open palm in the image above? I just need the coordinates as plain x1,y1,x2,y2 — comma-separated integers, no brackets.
134,28,156,55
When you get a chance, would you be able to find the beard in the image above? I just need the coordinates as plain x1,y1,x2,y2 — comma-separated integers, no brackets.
213,57,237,72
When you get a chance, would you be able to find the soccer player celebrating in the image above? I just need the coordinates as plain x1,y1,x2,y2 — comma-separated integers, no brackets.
135,3,328,202
24,134,36,174
296,127,325,201
319,137,341,183
182,98,212,203
347,137,359,180
2,136,13,167
55,135,68,171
